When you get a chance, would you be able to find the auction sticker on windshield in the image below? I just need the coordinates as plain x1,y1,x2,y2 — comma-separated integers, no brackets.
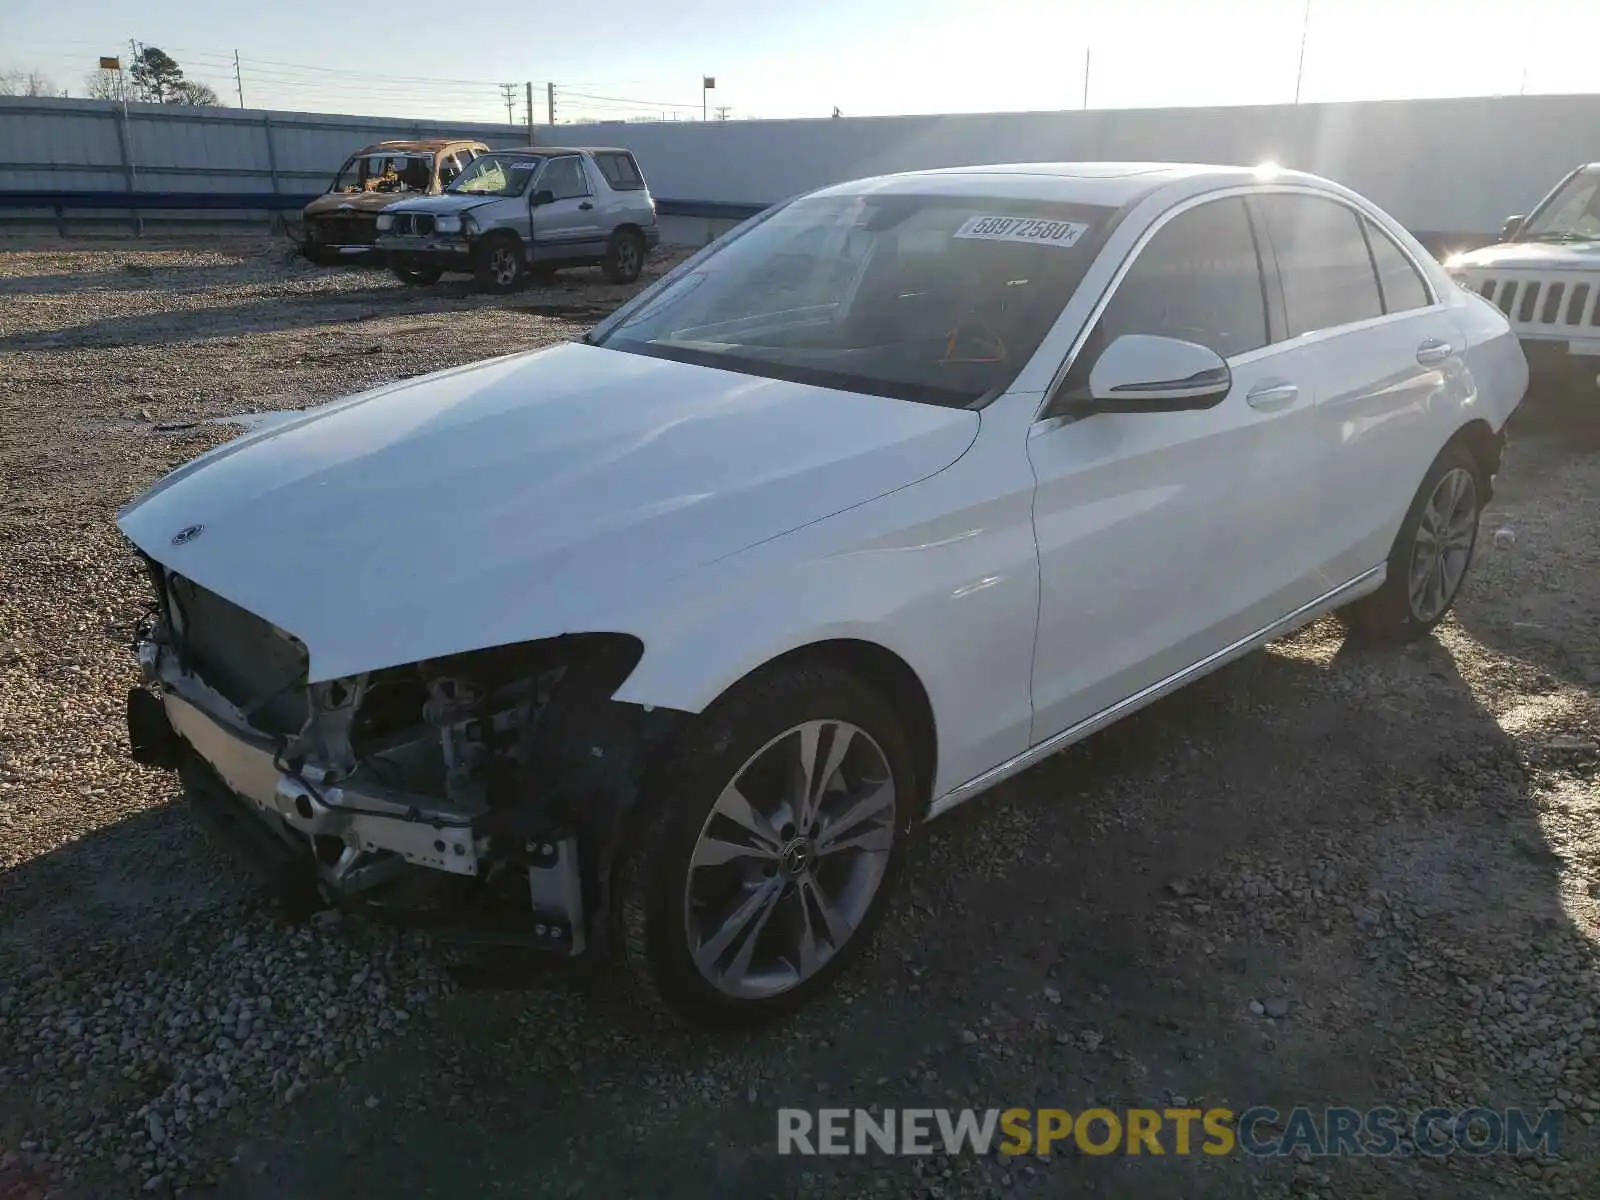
953,215,1090,248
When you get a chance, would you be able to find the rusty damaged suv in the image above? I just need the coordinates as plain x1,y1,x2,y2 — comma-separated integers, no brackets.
299,139,491,264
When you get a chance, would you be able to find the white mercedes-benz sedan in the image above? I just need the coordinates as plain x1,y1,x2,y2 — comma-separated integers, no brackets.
118,162,1527,1026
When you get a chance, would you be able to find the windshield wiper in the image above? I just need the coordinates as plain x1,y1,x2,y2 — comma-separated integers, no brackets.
1524,231,1600,243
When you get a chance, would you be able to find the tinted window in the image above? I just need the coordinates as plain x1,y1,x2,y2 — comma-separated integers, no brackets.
1364,219,1431,314
597,152,645,190
1094,197,1267,359
541,156,590,200
1259,194,1383,336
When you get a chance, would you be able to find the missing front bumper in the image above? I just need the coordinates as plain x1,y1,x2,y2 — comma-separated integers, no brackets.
130,683,588,952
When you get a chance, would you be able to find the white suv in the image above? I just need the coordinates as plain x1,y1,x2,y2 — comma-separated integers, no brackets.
1445,163,1600,391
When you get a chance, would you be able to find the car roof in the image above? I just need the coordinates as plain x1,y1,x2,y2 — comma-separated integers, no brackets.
806,162,1329,208
351,139,484,155
483,145,632,156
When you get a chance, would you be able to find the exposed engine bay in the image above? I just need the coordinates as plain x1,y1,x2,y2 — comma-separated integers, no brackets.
126,555,680,955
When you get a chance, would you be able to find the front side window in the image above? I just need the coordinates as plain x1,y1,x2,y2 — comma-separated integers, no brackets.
1522,168,1600,242
446,152,543,197
593,193,1117,407
539,156,590,200
1259,194,1383,337
1364,219,1432,314
1091,197,1267,360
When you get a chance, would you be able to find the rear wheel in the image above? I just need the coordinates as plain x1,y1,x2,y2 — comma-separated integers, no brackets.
617,663,916,1028
1340,442,1484,643
473,233,525,293
602,228,647,284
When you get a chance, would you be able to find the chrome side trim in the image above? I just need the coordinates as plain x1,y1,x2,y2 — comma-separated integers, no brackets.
926,565,1386,820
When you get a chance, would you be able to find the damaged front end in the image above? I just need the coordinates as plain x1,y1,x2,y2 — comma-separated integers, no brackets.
126,556,679,955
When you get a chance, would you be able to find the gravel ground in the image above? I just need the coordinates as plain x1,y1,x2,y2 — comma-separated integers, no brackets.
1,238,1598,1199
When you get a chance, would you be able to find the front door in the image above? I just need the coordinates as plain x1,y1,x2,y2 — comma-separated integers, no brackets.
530,155,605,264
1026,193,1330,743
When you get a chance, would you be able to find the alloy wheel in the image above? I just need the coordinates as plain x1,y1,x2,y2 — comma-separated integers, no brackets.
1407,466,1478,623
491,248,518,286
683,719,897,1000
615,237,641,278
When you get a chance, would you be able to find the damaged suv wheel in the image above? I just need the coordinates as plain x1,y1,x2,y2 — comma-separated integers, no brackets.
618,663,916,1027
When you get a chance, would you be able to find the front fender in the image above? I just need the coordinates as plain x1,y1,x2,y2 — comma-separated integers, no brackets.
607,416,1042,800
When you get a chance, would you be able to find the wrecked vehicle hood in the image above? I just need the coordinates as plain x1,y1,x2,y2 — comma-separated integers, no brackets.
383,193,500,216
303,191,423,217
117,342,979,683
1449,239,1600,272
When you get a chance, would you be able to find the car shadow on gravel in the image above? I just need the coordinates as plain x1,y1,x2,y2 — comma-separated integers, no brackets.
160,625,1582,1200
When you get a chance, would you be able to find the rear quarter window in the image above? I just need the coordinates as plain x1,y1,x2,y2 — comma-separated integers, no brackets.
596,152,646,191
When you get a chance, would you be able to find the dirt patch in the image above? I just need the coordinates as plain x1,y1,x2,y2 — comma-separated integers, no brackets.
1,241,1598,1200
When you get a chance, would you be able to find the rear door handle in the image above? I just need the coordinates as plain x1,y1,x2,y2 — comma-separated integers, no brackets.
1416,338,1453,366
1245,381,1300,411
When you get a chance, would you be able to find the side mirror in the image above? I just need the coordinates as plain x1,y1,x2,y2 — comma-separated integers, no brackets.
1086,334,1232,413
530,188,555,207
1501,214,1526,242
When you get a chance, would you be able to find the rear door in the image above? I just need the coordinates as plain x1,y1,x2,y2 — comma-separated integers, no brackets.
1026,193,1332,742
1252,191,1461,583
529,154,606,263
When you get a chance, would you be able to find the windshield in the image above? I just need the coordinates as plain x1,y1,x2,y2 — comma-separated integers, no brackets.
593,193,1116,406
1522,168,1600,241
330,153,434,195
447,153,543,197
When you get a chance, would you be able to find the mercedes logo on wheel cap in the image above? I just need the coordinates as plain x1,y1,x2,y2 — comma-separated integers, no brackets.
170,523,205,546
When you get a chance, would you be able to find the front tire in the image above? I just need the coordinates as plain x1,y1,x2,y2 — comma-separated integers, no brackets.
1340,442,1484,643
602,228,647,284
473,233,525,293
389,256,443,286
617,663,917,1028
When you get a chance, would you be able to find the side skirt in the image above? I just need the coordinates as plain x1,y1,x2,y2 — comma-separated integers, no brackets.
926,565,1386,820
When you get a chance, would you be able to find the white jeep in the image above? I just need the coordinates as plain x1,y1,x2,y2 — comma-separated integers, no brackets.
1445,164,1600,392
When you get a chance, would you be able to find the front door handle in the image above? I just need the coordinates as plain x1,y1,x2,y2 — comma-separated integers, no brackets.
1416,338,1453,366
578,201,594,211
1245,381,1300,411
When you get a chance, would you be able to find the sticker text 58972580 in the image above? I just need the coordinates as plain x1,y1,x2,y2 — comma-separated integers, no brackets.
952,215,1090,248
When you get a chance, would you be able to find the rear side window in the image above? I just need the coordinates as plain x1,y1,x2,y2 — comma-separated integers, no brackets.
1363,218,1432,314
596,152,646,191
1093,196,1268,360
1258,194,1383,336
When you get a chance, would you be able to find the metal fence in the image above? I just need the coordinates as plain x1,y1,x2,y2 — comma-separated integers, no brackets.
0,95,528,196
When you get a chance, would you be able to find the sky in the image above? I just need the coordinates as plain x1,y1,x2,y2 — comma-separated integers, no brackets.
1,0,1591,125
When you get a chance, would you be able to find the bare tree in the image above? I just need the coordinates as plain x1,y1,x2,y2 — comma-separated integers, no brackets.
167,79,220,106
0,68,59,97
84,69,128,102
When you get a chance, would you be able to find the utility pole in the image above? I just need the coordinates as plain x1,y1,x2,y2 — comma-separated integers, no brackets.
547,81,556,125
1082,47,1091,109
500,82,518,125
233,50,246,108
525,82,535,141
714,105,730,121
1293,0,1311,104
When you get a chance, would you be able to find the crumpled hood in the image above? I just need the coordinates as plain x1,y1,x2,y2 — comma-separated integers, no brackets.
1450,239,1600,272
117,343,979,682
303,191,422,217
381,193,498,217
